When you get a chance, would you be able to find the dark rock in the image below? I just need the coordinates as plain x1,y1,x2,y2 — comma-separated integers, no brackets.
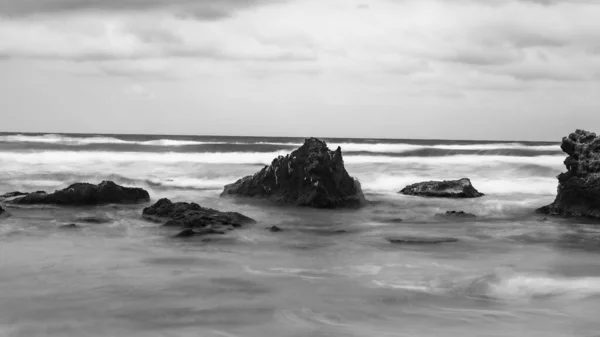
0,191,29,199
399,178,484,198
387,237,459,244
75,216,112,224
143,198,255,230
435,210,476,218
269,226,282,232
374,217,403,224
0,205,4,216
537,129,600,219
173,228,226,238
59,224,79,229
221,138,365,208
9,181,149,205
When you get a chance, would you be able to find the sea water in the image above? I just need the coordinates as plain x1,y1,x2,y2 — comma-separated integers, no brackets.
0,133,599,336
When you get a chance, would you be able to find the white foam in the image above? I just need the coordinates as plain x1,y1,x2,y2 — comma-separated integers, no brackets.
0,134,560,152
484,273,600,300
333,142,560,153
0,134,226,147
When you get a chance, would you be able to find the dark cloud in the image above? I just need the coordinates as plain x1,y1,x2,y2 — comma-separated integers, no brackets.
0,0,280,19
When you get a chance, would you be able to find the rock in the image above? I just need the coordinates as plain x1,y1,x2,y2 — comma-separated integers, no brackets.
269,226,282,232
0,191,29,199
435,210,476,218
221,138,365,208
0,205,4,216
537,129,600,219
75,216,112,224
9,181,149,205
143,198,255,230
399,178,484,198
387,237,459,244
374,217,403,224
173,228,226,238
59,224,79,229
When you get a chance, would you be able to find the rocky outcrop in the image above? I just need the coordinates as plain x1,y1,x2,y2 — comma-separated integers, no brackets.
142,198,255,232
537,129,600,219
399,178,484,198
435,210,476,218
0,205,4,216
221,138,365,208
9,181,149,205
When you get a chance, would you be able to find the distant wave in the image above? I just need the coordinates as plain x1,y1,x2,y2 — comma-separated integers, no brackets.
0,134,227,147
0,134,560,153
0,150,565,167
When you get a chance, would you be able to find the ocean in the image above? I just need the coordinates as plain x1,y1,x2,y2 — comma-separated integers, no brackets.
1,133,599,337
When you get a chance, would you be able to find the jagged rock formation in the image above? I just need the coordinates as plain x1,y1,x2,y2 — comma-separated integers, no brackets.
537,129,600,218
142,198,255,232
221,138,365,208
9,181,149,205
399,178,484,198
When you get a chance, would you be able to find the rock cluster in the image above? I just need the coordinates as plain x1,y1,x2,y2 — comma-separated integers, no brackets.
142,198,255,234
537,129,600,218
221,138,365,208
400,178,484,198
9,181,149,205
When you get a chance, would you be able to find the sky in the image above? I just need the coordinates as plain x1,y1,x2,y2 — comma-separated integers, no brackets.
0,0,598,141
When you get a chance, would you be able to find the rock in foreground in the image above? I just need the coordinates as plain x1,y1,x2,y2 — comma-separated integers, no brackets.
0,205,4,216
10,181,150,205
142,198,255,231
221,138,365,208
400,178,484,198
537,129,600,219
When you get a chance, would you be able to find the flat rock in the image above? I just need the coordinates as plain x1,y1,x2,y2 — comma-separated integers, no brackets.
387,237,459,244
9,181,149,205
537,129,600,219
75,216,112,224
221,138,365,208
269,226,282,232
435,210,476,218
143,198,255,231
399,178,484,198
173,228,227,238
59,224,79,229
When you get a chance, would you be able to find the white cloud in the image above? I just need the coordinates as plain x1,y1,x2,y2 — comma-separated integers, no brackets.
0,0,599,139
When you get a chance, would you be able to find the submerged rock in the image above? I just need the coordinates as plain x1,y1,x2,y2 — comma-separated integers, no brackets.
59,224,79,229
221,138,365,208
173,228,226,238
0,205,4,216
537,129,600,219
399,178,484,198
269,226,282,232
75,216,112,224
10,181,149,205
435,210,476,218
143,198,255,231
387,237,459,244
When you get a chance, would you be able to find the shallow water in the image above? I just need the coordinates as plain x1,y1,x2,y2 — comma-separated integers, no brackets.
1,133,599,336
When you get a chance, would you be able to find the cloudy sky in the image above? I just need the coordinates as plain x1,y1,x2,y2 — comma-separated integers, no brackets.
0,0,598,140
